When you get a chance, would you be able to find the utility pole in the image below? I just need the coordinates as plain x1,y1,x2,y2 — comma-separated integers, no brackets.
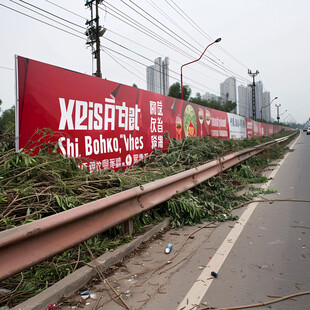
248,69,259,120
85,0,106,78
275,103,281,124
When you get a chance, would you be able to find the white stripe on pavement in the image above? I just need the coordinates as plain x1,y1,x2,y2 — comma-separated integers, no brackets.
177,133,300,310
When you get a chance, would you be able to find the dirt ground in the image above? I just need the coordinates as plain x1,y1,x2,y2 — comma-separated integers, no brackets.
56,220,221,310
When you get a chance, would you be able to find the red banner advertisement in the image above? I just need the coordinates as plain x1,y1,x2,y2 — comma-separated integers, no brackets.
16,56,290,171
245,118,254,138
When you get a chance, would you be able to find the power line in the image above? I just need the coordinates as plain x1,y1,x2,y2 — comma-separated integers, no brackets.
108,28,223,84
44,0,86,20
102,36,154,65
122,0,228,73
163,0,222,62
102,36,237,95
104,50,146,82
126,0,207,57
5,2,84,37
107,28,242,98
0,2,201,94
168,0,213,40
146,0,203,49
168,0,250,78
102,2,198,62
103,42,200,89
145,0,228,69
103,2,238,82
145,0,226,67
106,1,249,84
17,0,85,29
1,2,242,101
0,66,14,71
1,2,209,94
103,1,248,84
103,45,220,96
106,26,247,95
169,0,249,70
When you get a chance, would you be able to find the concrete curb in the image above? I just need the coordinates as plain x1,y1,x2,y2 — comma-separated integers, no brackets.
12,218,170,310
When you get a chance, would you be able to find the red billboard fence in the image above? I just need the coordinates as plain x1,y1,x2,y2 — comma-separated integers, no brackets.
16,56,290,171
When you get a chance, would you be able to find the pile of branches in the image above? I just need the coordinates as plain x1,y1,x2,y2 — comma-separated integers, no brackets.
0,129,295,307
0,131,289,230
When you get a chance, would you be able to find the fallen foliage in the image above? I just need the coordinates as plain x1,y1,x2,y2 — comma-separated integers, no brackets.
0,129,296,307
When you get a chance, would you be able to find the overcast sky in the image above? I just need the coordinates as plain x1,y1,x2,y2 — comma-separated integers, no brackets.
0,0,309,124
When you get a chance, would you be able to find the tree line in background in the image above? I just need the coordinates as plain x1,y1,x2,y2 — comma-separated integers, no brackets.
168,82,237,113
0,99,15,150
0,99,14,134
166,83,303,129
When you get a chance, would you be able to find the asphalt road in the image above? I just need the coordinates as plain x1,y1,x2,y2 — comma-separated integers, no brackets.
141,131,310,310
199,131,310,309
57,131,310,310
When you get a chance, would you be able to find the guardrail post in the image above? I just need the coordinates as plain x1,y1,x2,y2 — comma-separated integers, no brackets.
122,218,134,236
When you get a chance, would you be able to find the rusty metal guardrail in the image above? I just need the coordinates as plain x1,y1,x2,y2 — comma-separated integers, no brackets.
0,132,297,281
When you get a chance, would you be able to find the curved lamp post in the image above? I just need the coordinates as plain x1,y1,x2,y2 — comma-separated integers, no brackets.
280,109,287,116
260,96,278,123
181,38,221,100
286,116,293,124
284,114,291,122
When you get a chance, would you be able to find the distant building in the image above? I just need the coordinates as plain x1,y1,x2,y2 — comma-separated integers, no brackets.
220,76,237,113
255,80,264,119
146,66,155,93
220,77,237,103
146,57,169,96
255,81,272,122
238,85,252,118
262,91,271,122
202,92,219,101
241,80,272,121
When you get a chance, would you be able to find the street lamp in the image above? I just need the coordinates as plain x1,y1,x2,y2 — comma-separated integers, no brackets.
287,116,293,124
180,38,221,100
284,114,291,122
260,96,278,123
280,109,287,116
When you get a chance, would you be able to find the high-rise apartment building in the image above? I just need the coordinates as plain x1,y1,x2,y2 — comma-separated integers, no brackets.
243,81,271,122
220,76,237,113
238,85,252,118
262,91,271,122
255,80,264,119
146,57,169,96
255,81,272,122
222,77,272,121
220,77,237,103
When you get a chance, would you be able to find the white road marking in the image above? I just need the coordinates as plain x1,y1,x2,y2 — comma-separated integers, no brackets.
177,133,300,310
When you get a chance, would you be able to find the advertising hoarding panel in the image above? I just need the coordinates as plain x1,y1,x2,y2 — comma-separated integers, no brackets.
16,56,290,171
